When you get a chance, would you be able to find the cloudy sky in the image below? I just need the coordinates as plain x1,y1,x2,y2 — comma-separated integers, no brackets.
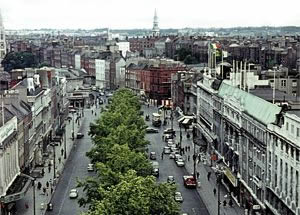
1,0,300,29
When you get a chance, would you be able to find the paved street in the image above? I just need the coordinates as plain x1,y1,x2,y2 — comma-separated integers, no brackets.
143,105,209,215
15,103,101,215
143,103,245,215
45,105,101,215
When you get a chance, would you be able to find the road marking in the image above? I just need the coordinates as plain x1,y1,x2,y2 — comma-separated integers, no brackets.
57,165,76,215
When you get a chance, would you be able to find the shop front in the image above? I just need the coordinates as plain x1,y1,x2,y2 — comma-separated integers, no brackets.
222,166,241,204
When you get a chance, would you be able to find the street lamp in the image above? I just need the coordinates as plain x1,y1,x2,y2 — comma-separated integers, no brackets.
50,143,56,179
192,125,197,180
63,124,67,159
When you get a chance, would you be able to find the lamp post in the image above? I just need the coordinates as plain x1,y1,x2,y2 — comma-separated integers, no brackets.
50,143,56,179
171,109,174,138
192,125,197,180
216,172,223,215
63,124,67,159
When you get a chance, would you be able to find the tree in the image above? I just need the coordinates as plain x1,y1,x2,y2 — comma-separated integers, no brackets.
175,48,192,61
1,51,37,72
84,170,180,215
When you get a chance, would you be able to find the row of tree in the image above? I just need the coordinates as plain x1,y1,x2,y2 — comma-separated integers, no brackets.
79,89,180,215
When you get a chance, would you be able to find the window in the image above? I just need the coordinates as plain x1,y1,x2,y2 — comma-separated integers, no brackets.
297,128,300,137
286,122,289,131
281,80,286,87
291,124,295,134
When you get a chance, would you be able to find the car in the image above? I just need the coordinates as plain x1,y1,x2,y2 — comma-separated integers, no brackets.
183,175,197,188
168,142,176,147
174,154,182,161
170,146,179,152
169,151,180,159
150,152,157,160
146,127,159,133
164,128,176,135
87,164,94,172
176,158,185,167
151,161,159,177
76,133,84,139
163,146,171,154
174,191,183,202
164,134,173,142
69,189,78,199
167,176,175,183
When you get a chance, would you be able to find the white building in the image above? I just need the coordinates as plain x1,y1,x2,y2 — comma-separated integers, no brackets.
115,57,126,88
266,111,300,215
116,41,130,58
0,114,19,200
0,10,6,63
95,59,106,89
75,54,81,69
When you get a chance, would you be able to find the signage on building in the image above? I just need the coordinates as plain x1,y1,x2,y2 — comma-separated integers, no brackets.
0,117,17,144
224,167,238,187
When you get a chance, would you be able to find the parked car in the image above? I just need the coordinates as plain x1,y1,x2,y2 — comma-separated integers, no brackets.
150,152,157,160
164,134,173,142
151,161,159,177
164,128,176,135
76,133,84,139
176,158,185,167
69,189,78,199
174,192,184,202
146,128,159,133
167,176,175,184
163,146,171,154
87,164,94,172
169,151,180,159
174,154,182,161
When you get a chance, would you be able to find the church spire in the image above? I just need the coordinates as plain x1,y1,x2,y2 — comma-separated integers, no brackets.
152,9,159,37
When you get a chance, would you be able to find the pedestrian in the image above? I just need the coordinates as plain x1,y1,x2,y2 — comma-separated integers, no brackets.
162,135,164,141
188,146,190,151
37,182,42,190
213,188,217,196
51,187,54,194
147,103,150,108
43,187,46,195
196,172,200,179
48,165,51,173
207,171,211,181
61,148,64,156
41,168,45,176
161,153,164,160
185,146,187,152
228,199,233,207
58,157,61,164
46,181,49,188
92,110,94,114
25,202,29,209
223,200,227,207
187,155,190,161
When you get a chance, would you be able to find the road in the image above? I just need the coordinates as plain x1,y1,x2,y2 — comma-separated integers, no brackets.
143,105,210,215
45,105,100,215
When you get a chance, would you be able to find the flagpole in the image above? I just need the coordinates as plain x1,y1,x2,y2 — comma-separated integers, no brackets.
221,50,224,79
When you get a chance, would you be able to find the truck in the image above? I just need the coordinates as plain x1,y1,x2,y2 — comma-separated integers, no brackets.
152,113,162,127
151,161,159,177
183,175,197,188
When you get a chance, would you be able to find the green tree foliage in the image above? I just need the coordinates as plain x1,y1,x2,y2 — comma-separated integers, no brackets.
174,48,192,61
79,89,180,214
85,170,180,215
1,51,37,72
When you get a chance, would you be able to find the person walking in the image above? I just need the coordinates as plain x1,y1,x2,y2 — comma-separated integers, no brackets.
207,171,211,181
25,202,29,209
43,187,46,195
196,172,200,179
41,168,45,177
61,148,64,156
46,181,49,188
37,182,42,190
58,157,61,164
213,188,217,196
48,165,51,173
223,200,227,207
187,155,190,161
161,152,164,160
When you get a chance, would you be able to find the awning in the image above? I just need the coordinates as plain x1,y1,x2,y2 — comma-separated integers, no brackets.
178,116,185,123
182,118,191,125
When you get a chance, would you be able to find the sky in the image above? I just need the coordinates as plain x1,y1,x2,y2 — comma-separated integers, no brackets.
1,0,300,30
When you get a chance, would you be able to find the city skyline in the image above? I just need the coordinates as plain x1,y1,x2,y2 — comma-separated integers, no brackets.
1,0,300,30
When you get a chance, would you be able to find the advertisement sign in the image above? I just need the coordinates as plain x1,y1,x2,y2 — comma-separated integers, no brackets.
224,167,238,187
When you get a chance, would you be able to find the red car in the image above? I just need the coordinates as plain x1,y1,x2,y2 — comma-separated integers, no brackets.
183,175,197,188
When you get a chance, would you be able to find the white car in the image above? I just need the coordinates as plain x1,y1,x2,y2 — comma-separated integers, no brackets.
69,189,78,199
174,154,183,161
174,192,183,202
163,146,171,154
176,158,185,167
169,151,180,159
87,164,94,172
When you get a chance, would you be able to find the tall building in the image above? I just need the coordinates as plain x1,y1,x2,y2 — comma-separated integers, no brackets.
0,10,6,63
152,9,159,37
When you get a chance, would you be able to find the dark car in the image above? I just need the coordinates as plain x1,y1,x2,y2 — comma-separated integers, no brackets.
146,127,159,133
164,128,176,135
76,133,84,139
150,152,157,160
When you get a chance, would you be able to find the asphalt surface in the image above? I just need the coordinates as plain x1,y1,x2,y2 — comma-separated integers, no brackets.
45,106,100,215
143,105,210,215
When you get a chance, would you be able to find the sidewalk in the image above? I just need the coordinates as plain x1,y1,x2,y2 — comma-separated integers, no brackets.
169,114,245,215
15,108,88,215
